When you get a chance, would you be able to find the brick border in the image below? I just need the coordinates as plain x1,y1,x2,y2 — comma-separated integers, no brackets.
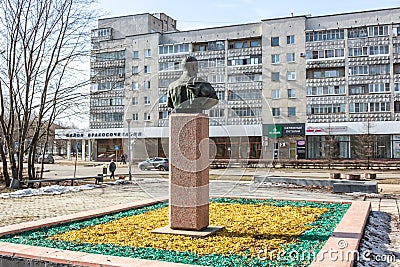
0,197,370,267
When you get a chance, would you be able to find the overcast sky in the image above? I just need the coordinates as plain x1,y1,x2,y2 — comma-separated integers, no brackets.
97,0,400,30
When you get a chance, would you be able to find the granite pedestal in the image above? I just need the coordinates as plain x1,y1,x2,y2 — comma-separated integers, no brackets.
169,113,210,231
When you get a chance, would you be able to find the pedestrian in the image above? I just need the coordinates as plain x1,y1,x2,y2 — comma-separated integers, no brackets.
109,159,116,179
121,154,126,165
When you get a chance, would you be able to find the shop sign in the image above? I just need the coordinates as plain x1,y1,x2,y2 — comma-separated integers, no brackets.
296,139,306,159
263,123,305,137
282,124,305,135
56,129,142,139
268,125,283,138
306,126,347,133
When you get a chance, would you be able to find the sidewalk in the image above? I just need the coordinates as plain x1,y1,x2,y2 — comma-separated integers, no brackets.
0,176,399,265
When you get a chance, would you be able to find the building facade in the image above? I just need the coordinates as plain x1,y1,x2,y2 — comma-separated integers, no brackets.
56,8,400,161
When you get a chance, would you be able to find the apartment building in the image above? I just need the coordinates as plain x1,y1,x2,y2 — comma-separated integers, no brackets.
56,8,400,161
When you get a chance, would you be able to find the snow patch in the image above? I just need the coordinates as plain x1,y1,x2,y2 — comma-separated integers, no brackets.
1,184,100,199
355,211,400,266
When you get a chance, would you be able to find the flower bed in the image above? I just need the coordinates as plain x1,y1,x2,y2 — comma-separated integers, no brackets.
0,198,349,266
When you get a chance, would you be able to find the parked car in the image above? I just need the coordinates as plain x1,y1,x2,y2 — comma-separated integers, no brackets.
157,160,169,171
138,157,168,171
37,154,55,164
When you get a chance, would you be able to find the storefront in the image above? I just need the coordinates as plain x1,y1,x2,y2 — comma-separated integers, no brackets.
306,122,400,159
55,125,262,161
262,123,306,160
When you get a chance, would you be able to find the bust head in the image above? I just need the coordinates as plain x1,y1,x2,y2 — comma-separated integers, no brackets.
182,56,198,76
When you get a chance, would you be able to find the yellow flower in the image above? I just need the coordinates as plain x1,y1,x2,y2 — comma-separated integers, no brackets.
51,203,327,258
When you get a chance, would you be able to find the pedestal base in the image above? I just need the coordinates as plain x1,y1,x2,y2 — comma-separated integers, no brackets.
152,225,224,238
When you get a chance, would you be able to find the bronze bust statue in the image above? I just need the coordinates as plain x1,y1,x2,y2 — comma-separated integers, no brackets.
167,56,219,113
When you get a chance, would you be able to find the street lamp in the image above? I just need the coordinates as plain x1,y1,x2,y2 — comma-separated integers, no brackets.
126,118,132,180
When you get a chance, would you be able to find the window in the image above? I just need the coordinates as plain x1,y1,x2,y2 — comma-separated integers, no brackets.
208,41,225,51
349,103,368,113
110,98,123,106
369,45,389,55
234,42,243,49
271,72,280,81
216,91,225,100
209,109,225,117
272,108,280,116
307,104,345,114
94,50,125,62
325,70,339,78
208,74,224,83
369,102,390,112
97,81,123,90
369,83,390,93
287,53,295,62
159,43,189,55
145,49,151,57
132,97,138,105
368,25,389,37
395,101,400,112
159,94,167,103
228,90,261,100
271,37,279,47
144,96,150,105
349,85,366,95
132,113,138,121
250,40,261,47
307,85,346,96
144,81,150,89
228,73,262,83
144,65,151,73
272,89,280,99
133,66,139,75
132,82,139,90
348,27,368,38
287,35,295,44
394,44,400,55
306,29,344,42
349,47,368,57
288,107,296,117
159,111,169,119
287,71,296,81
369,64,390,75
144,112,151,121
349,66,368,76
395,83,400,93
133,51,139,59
288,89,296,98
271,54,280,64
231,107,258,117
228,55,262,66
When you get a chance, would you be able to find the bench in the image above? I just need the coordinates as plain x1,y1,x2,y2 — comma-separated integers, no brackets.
19,174,104,188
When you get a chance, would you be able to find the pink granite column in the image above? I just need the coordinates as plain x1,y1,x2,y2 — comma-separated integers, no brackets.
169,113,209,230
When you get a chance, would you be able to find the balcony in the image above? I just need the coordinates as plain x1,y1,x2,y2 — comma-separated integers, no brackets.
227,117,261,125
90,59,125,69
348,75,390,85
306,114,347,123
349,112,392,122
306,58,345,69
348,56,390,65
306,77,346,87
227,64,262,75
191,49,226,60
227,47,262,57
227,81,262,90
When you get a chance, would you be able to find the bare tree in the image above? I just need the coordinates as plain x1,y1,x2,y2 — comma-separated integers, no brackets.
352,120,375,169
0,0,97,186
